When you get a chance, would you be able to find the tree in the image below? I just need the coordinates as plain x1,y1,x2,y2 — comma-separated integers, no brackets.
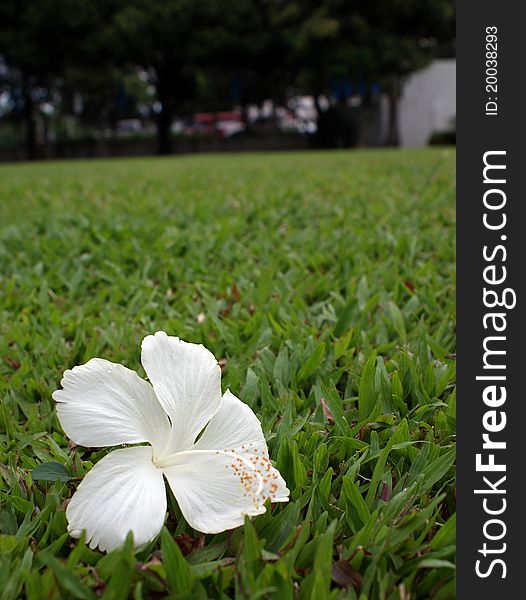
358,0,455,145
291,0,455,146
0,0,455,157
0,0,101,158
109,0,219,154
207,1,300,120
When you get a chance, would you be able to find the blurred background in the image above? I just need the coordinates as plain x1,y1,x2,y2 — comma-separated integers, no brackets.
0,0,455,162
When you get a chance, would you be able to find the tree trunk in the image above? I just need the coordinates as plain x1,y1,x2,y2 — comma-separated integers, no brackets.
22,80,37,160
156,75,174,155
43,115,51,159
313,94,323,115
239,103,250,131
385,76,401,147
157,104,173,155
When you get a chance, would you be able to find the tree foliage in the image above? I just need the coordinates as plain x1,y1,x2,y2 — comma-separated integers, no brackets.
0,0,455,157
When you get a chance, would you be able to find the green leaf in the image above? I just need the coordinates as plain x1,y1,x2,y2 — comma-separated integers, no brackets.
420,449,456,491
418,558,456,569
102,532,135,600
310,530,334,598
273,345,290,386
358,350,378,421
365,425,398,509
4,494,32,514
31,461,71,482
161,527,194,594
43,554,95,600
356,276,370,311
243,517,261,564
334,330,353,360
388,300,407,340
391,494,445,547
430,513,456,549
341,476,371,530
320,381,351,436
298,342,326,382
334,301,355,337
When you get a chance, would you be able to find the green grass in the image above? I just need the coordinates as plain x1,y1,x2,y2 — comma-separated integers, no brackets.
0,149,456,599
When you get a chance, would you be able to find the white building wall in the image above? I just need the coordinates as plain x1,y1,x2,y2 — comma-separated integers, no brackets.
398,58,456,147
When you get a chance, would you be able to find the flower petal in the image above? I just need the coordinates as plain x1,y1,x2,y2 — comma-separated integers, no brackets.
162,450,265,534
193,389,265,451
193,390,290,503
67,446,166,552
157,393,288,532
141,332,221,450
53,358,171,451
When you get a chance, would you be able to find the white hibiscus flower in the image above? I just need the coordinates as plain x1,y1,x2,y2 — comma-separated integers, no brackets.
52,331,289,552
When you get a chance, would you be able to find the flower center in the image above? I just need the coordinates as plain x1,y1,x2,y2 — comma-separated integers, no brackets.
152,450,186,469
151,448,265,498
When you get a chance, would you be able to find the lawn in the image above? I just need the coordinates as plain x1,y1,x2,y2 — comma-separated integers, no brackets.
0,149,456,600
